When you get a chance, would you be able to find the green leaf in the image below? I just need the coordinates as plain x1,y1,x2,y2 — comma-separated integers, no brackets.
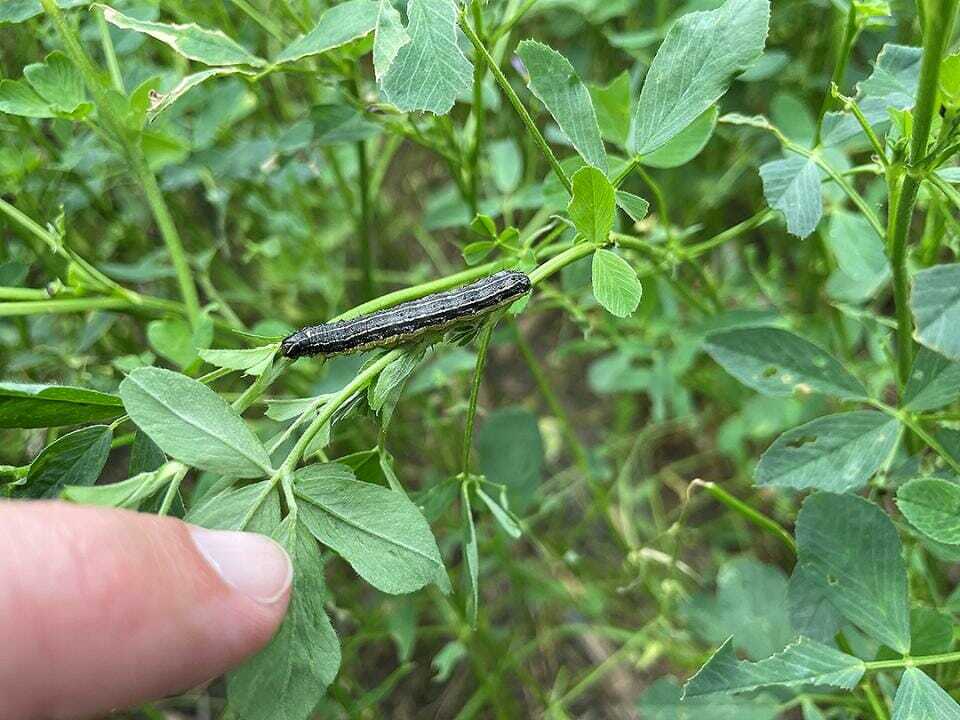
892,667,960,720
62,462,179,509
615,191,650,223
147,68,249,121
477,407,543,510
228,517,341,720
276,0,379,64
638,677,779,720
97,4,265,67
147,317,198,368
787,565,842,643
567,166,615,243
380,0,473,115
119,367,273,479
683,637,865,699
631,0,770,155
475,486,522,539
23,51,86,114
911,263,960,360
294,463,450,594
682,558,792,661
703,327,867,399
489,138,523,194
795,492,911,653
369,347,426,412
22,425,112,499
373,0,409,81
592,249,642,318
641,106,718,169
516,40,607,172
199,345,278,377
0,0,88,23
903,347,960,412
759,153,823,238
589,71,631,147
186,480,281,534
824,210,889,286
897,478,960,545
0,79,54,118
461,482,479,625
0,382,123,428
941,54,960,108
755,411,901,492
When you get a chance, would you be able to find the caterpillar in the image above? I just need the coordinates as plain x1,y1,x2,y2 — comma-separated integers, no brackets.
281,270,532,358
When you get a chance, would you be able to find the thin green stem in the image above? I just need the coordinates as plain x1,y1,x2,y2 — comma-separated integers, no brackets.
814,3,858,146
691,480,797,554
95,8,124,93
528,242,597,285
356,138,374,300
468,0,486,216
459,14,572,195
158,465,188,516
866,649,960,671
461,323,496,474
871,401,960,476
683,208,776,257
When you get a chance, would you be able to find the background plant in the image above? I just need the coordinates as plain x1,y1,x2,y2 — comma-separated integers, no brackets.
3,0,960,717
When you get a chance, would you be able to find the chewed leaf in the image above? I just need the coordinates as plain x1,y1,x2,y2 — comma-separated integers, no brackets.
703,326,867,400
683,637,864,698
276,0,379,64
756,411,901,492
97,4,265,67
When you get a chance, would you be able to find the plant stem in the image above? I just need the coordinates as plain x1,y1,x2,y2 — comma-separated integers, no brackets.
279,349,405,474
887,0,960,388
461,323,496,474
866,649,960,671
94,7,124,93
459,14,572,195
468,0,486,216
691,480,797,554
814,3,858,146
356,138,375,300
528,242,598,284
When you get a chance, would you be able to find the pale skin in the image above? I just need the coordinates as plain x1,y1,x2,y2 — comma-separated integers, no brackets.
0,501,293,720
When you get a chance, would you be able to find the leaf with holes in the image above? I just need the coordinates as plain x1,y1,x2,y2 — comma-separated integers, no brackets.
683,637,865,699
795,492,911,653
755,411,901,492
703,327,867,400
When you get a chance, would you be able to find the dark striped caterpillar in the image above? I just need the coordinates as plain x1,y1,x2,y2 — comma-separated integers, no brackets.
281,270,532,358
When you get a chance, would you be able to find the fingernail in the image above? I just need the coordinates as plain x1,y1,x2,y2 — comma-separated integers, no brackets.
189,528,292,604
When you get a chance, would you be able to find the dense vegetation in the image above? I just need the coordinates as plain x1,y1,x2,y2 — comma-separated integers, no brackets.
3,0,960,717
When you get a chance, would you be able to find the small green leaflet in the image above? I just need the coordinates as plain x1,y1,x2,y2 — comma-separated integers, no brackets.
199,344,278,376
703,326,867,400
683,637,865,699
892,667,960,720
758,153,823,238
461,482,480,626
516,40,607,172
147,317,199,368
0,0,88,24
897,478,960,545
0,79,54,118
23,51,87,115
592,249,642,318
477,407,543,510
186,481,281,535
294,463,450,594
631,0,770,155
911,264,960,360
589,71,631,147
119,367,273,479
755,411,901,492
97,5,265,67
62,462,180,509
615,191,650,223
795,492,911,653
825,210,888,285
567,166,615,243
228,517,341,720
379,0,473,115
638,677,779,720
276,0,379,65
19,425,112,498
0,382,122,428
903,347,960,411
641,106,718,169
373,0,409,81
